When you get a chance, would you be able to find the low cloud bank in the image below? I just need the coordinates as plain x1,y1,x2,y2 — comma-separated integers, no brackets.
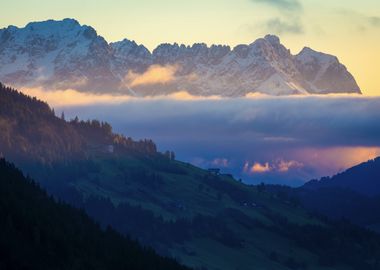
20,87,221,107
45,94,380,186
21,87,133,106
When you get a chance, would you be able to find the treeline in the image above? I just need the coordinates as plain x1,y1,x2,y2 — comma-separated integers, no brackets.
69,118,157,155
0,83,158,164
0,83,83,163
0,158,189,270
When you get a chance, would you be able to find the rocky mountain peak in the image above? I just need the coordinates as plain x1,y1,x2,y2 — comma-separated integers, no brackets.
0,19,361,96
264,34,281,45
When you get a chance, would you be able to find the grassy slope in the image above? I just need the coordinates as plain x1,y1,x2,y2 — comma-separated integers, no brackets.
74,157,313,223
52,155,351,270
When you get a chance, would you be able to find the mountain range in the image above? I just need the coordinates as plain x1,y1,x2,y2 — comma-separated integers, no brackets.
0,19,361,96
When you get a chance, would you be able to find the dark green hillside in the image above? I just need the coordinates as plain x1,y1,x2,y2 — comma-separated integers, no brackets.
0,158,189,270
1,82,380,270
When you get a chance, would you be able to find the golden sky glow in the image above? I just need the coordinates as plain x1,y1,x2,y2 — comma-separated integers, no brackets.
1,0,380,95
293,146,380,175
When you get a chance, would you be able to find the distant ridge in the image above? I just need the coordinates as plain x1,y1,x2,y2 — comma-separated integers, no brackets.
303,157,380,197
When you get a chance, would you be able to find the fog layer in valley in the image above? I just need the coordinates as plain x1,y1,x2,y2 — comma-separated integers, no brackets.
57,95,380,186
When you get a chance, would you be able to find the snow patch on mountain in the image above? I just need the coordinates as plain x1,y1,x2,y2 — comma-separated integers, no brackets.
296,47,360,94
0,19,361,96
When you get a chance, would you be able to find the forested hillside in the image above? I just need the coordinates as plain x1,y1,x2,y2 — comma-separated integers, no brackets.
0,82,157,164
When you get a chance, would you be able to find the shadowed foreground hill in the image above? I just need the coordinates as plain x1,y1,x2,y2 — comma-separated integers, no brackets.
0,158,189,270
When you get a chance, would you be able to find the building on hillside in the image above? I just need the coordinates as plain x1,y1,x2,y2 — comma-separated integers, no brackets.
105,144,114,153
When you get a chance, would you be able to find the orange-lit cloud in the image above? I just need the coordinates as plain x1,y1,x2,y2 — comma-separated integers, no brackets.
277,159,303,172
244,147,380,176
19,87,222,107
18,83,378,109
165,91,220,101
245,159,304,174
251,162,271,173
125,64,178,87
20,87,133,107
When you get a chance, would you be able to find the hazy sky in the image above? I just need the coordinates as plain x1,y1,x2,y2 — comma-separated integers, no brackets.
1,0,380,95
